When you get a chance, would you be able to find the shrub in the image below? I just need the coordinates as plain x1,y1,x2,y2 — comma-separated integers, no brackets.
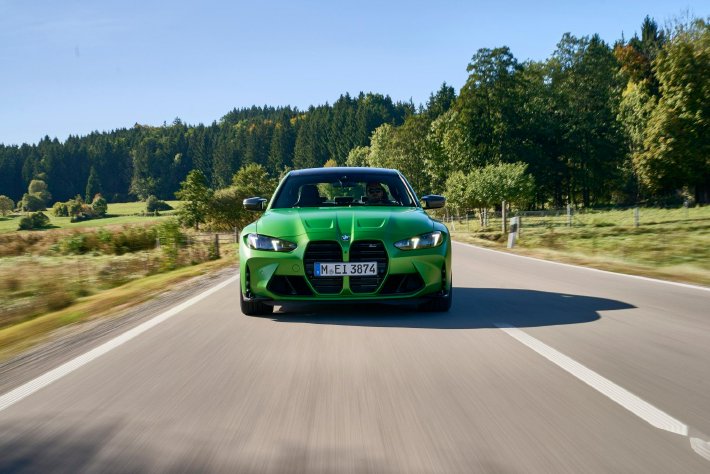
146,195,173,212
59,233,91,254
92,195,108,217
20,193,46,212
52,202,69,217
156,219,185,269
107,226,157,255
18,212,51,230
0,195,14,216
207,235,221,260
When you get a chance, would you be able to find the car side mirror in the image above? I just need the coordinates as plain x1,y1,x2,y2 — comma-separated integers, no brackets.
243,197,267,211
421,195,446,209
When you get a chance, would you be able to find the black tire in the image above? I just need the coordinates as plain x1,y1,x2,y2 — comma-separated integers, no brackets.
418,279,453,312
240,287,274,316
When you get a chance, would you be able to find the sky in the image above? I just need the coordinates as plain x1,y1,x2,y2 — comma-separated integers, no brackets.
0,0,705,146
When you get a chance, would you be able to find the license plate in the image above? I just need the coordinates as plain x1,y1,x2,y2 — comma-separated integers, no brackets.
314,262,377,277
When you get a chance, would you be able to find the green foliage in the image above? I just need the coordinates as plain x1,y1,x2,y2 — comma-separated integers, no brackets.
230,163,277,196
54,226,158,255
550,33,625,206
18,212,50,230
207,236,220,260
471,162,536,209
175,170,213,230
446,163,535,214
51,195,103,222
68,195,84,217
145,195,173,212
85,166,102,203
207,164,277,231
0,16,707,209
28,179,51,205
110,226,158,254
366,116,433,194
209,187,246,230
345,146,370,167
424,82,457,120
0,195,14,216
445,171,472,215
59,233,93,254
52,201,69,217
156,219,185,269
20,193,46,212
92,195,108,217
635,19,710,199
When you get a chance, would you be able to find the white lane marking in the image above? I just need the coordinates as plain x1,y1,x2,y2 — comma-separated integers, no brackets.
496,323,710,461
690,438,710,461
0,275,239,413
495,323,689,436
454,241,710,293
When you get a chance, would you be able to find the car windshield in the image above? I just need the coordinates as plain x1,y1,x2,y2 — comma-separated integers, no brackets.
271,172,418,209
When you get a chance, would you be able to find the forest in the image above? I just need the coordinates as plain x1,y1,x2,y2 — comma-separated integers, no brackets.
0,16,707,209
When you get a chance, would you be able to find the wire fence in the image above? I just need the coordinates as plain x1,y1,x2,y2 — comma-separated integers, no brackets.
189,232,239,245
442,205,705,233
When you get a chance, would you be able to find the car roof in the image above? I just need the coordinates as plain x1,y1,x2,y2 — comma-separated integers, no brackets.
288,167,401,177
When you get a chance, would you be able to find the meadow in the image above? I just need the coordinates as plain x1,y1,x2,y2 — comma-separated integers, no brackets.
0,201,180,234
448,206,710,286
2,203,708,360
0,209,236,360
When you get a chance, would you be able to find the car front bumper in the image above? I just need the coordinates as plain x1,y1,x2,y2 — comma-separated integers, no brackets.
239,239,451,303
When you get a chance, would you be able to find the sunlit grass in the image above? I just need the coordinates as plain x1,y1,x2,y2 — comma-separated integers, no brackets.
0,254,236,361
0,201,180,234
450,206,710,286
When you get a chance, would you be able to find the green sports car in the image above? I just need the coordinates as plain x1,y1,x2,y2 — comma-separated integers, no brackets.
239,167,452,315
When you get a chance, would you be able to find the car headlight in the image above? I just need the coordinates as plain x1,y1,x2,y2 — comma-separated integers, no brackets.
394,231,444,250
246,233,297,252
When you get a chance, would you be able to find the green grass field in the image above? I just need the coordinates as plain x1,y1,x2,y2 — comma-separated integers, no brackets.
0,201,180,234
449,205,710,286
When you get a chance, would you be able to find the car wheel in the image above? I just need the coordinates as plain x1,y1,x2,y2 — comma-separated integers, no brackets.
240,286,274,316
418,279,452,312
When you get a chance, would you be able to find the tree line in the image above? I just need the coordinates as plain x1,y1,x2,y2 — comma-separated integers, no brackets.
0,94,412,205
0,16,707,210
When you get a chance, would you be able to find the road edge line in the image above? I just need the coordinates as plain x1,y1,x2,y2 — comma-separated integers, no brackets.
495,323,688,435
0,275,238,413
453,241,710,292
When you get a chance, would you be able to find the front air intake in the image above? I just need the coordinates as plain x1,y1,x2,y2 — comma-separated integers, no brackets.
349,240,388,293
303,241,343,294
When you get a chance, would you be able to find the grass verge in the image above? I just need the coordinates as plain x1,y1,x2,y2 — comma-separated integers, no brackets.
452,228,710,288
0,255,235,362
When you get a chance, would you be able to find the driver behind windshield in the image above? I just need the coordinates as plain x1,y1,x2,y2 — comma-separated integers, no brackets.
365,182,390,204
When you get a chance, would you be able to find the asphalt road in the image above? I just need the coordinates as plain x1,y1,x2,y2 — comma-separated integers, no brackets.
1,242,709,473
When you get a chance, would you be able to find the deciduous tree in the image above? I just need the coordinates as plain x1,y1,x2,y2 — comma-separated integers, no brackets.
175,170,213,230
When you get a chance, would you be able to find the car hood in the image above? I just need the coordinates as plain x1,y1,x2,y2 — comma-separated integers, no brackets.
253,207,435,242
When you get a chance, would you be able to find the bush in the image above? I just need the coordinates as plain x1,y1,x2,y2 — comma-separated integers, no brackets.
108,226,157,255
20,193,46,212
58,233,98,254
156,219,185,269
92,195,108,217
146,195,173,213
0,195,14,216
18,212,51,230
52,202,69,217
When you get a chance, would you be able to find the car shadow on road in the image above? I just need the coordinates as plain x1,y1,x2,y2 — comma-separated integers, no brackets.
267,287,635,329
